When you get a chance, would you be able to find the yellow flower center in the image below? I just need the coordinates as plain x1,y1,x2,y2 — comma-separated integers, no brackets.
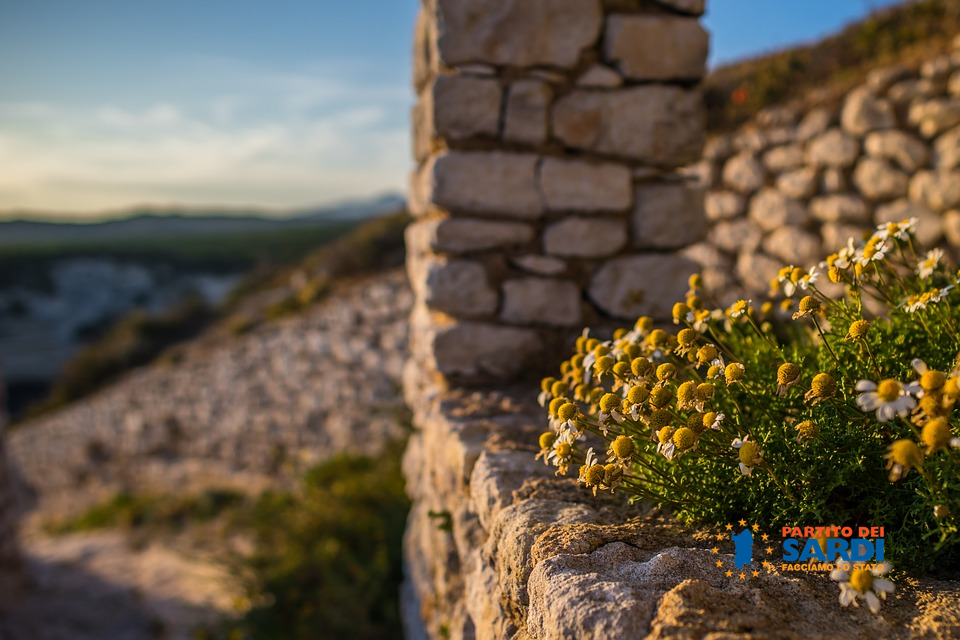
599,393,620,414
673,302,690,321
725,362,746,383
539,432,557,450
847,319,869,339
584,464,605,486
921,370,946,392
697,344,719,364
649,386,672,409
613,361,632,377
810,373,836,398
848,569,874,593
876,379,902,403
557,402,579,422
738,441,759,465
627,385,649,405
631,357,653,378
647,329,668,346
678,328,698,347
555,442,572,459
795,420,818,439
673,427,697,451
649,409,672,430
777,363,801,385
677,381,697,406
551,380,569,397
656,363,677,381
887,439,922,468
611,435,636,459
595,355,615,372
703,412,718,429
798,296,820,314
921,418,952,453
548,397,567,417
696,383,715,402
657,426,676,444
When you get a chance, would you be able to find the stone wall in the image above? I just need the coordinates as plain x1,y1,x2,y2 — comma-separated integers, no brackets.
406,0,709,385
686,44,960,305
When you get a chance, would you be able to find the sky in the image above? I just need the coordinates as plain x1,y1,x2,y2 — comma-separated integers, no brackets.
0,0,905,218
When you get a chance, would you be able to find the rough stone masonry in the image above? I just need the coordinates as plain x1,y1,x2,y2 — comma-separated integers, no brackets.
406,0,709,385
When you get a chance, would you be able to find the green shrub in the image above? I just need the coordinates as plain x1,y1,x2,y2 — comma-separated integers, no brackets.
536,220,960,599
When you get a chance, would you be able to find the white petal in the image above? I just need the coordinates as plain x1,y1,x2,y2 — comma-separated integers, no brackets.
874,578,895,594
856,380,877,392
877,404,896,423
839,587,857,607
858,393,882,411
912,359,928,374
865,591,881,614
830,569,849,581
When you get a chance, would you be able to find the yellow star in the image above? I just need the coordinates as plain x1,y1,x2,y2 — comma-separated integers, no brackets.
762,561,772,569
766,546,774,554
739,572,746,579
738,519,747,527
725,523,733,531
752,570,760,577
711,547,719,554
716,533,725,540
752,523,760,531
725,570,733,577
761,533,770,541
716,560,723,567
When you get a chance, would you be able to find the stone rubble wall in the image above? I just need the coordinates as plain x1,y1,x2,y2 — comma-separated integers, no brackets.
406,0,709,385
686,42,960,305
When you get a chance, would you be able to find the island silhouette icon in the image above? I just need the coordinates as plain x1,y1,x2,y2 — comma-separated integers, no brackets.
731,529,753,568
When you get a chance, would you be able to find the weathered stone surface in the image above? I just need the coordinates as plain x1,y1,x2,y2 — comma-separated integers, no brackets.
950,70,960,97
679,160,715,189
748,188,809,232
704,191,745,221
576,64,622,88
653,0,705,14
865,64,914,93
503,80,551,145
712,219,762,255
796,108,833,141
411,255,498,317
888,78,939,105
680,243,737,294
456,63,497,77
910,170,960,211
777,167,819,200
935,125,960,170
852,157,909,201
632,184,706,249
762,227,822,267
841,87,895,136
736,251,782,294
430,151,544,219
604,15,708,81
821,168,849,193
430,75,501,141
409,217,537,254
510,255,566,276
501,278,582,327
909,98,960,138
588,254,698,321
944,210,960,248
864,130,931,172
703,135,733,161
823,222,867,252
762,144,805,173
921,54,953,81
722,153,766,193
413,9,437,94
876,199,943,247
435,0,603,68
543,217,627,258
540,159,632,212
807,128,860,168
552,87,703,164
810,194,871,223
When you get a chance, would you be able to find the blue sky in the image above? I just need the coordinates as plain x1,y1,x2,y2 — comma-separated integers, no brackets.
0,0,903,217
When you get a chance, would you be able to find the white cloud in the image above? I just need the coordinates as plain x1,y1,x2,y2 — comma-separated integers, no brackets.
0,59,412,214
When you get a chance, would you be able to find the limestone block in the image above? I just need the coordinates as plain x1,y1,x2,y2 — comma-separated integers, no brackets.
430,151,544,218
412,310,542,380
756,106,799,128
679,160,716,189
807,128,860,168
432,75,502,140
410,218,537,254
408,166,432,217
703,135,734,161
762,227,822,267
852,158,909,201
865,64,914,93
411,255,498,317
821,168,849,194
653,0,705,14
762,144,805,173
796,108,833,142
876,199,943,247
921,55,953,81
950,71,960,97
504,80,551,145
712,219,762,255
588,254,698,321
543,217,627,258
944,210,960,248
934,126,960,170
736,251,782,294
510,255,566,276
909,99,960,138
552,86,703,165
413,9,437,94
704,191,745,221
864,130,931,172
501,278,582,327
810,194,870,224
435,0,603,68
576,64,622,88
722,153,766,194
747,188,809,232
456,63,497,77
823,222,868,252
777,168,819,200
604,15,708,81
841,87,895,136
539,158,632,212
910,170,960,211
632,184,706,249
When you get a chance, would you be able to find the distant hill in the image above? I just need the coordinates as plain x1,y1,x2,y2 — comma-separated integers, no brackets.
0,193,404,248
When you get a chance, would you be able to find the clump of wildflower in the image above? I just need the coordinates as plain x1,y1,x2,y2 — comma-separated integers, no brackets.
884,439,923,481
830,563,894,614
856,379,920,422
777,363,802,396
805,373,837,405
732,436,762,476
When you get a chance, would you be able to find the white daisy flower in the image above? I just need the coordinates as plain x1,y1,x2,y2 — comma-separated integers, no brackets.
731,435,762,476
855,378,921,422
917,248,944,279
831,562,895,614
